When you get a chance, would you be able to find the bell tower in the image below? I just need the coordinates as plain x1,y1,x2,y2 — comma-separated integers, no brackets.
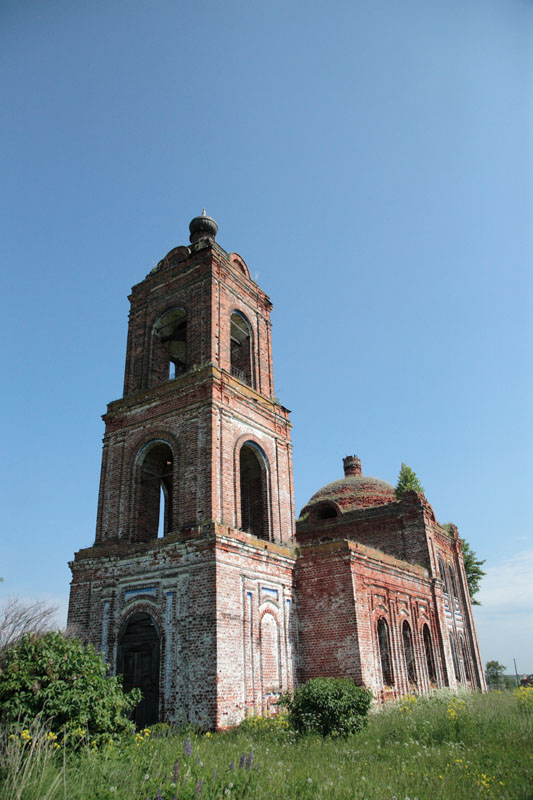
94,211,294,544
68,214,297,728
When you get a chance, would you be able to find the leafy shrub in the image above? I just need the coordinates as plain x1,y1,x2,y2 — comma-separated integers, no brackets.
0,631,140,742
280,678,372,737
515,685,533,712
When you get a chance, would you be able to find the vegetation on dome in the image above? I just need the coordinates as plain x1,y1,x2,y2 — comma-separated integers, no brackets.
394,462,424,499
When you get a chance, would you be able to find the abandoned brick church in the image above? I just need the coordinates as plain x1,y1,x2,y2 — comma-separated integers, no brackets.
67,213,486,728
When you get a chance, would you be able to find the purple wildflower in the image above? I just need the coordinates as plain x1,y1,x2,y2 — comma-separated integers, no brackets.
195,779,204,796
245,753,253,770
155,789,162,800
184,736,192,757
173,759,180,782
239,753,246,769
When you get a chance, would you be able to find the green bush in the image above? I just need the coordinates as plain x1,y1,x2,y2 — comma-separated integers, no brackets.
0,631,140,742
280,677,373,737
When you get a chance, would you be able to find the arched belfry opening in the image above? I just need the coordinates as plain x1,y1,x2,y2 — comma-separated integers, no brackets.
136,441,174,541
117,612,160,727
230,311,254,387
239,442,269,540
152,307,188,383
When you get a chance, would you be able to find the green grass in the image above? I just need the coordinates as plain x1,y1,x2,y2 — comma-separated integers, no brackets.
1,689,532,800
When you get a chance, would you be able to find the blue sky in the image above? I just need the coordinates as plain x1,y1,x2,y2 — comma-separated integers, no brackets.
1,0,531,672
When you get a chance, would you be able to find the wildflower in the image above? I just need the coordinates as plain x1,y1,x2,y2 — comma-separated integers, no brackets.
109,788,116,794
239,753,246,768
245,753,253,770
307,777,312,783
173,759,180,781
196,780,204,796
144,774,150,781
228,761,235,770
184,736,192,757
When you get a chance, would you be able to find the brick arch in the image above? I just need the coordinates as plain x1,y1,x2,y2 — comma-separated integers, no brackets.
126,430,182,542
118,598,164,639
228,252,251,278
233,434,273,540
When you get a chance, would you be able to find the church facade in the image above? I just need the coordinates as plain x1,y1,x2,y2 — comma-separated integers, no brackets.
67,214,485,729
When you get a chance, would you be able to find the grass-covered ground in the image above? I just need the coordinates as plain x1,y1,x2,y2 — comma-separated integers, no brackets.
1,689,532,800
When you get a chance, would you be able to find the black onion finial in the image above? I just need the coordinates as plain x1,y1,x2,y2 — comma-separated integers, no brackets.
189,210,218,243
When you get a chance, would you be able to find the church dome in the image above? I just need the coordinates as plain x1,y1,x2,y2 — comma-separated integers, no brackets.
300,456,396,519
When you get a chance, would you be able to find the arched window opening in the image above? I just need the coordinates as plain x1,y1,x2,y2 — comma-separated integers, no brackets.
117,612,160,727
402,620,417,684
378,618,394,686
449,633,460,681
153,308,188,383
157,485,166,538
239,442,268,540
449,566,459,599
230,311,254,387
315,504,339,520
423,624,437,684
137,441,174,542
460,635,472,684
438,557,449,594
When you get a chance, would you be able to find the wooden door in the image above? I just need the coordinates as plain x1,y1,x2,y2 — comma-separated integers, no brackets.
117,612,160,727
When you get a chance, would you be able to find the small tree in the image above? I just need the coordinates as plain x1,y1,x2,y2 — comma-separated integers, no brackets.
280,678,373,737
0,631,140,740
395,463,424,499
485,660,506,690
0,597,57,655
459,538,486,605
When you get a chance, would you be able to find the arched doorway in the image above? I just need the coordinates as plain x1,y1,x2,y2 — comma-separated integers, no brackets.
117,612,160,727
